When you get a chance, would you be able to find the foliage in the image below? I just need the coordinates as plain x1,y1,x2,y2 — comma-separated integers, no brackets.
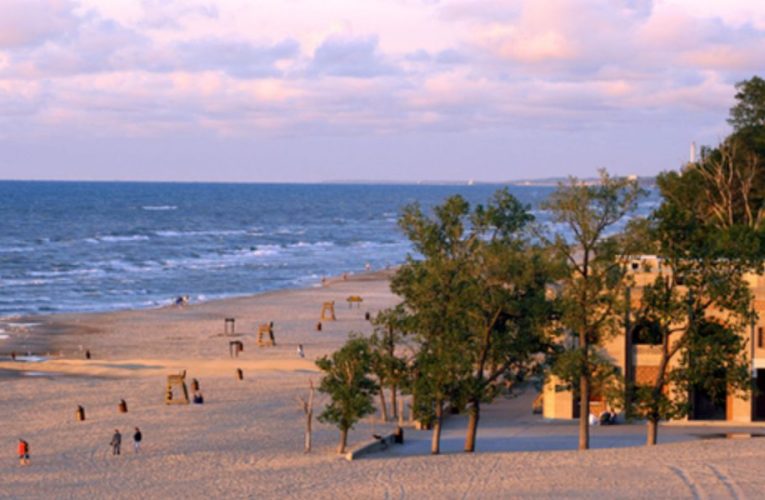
368,309,409,420
626,153,761,443
541,169,643,449
729,75,765,131
391,188,555,452
316,336,379,451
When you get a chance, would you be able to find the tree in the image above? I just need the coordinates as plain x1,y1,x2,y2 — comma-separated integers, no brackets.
542,170,643,450
317,336,379,454
392,190,554,453
456,191,555,453
686,137,765,230
626,169,761,445
391,196,475,454
368,309,408,422
729,76,765,131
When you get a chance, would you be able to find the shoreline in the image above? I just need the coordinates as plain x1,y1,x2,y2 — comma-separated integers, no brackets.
0,268,397,359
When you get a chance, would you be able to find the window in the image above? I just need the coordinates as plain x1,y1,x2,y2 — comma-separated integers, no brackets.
632,320,662,345
758,327,764,349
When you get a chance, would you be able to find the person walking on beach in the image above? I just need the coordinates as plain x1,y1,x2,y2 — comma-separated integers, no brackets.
133,427,142,453
110,429,122,456
17,438,29,466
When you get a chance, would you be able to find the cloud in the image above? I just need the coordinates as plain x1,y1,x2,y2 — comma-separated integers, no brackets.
170,38,300,78
0,0,79,48
308,35,398,78
139,0,219,29
0,0,763,151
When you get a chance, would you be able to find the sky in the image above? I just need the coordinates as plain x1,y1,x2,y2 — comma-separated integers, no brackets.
0,0,764,183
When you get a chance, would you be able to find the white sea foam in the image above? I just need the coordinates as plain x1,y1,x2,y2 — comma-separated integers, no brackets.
0,246,27,253
142,205,178,211
275,227,306,235
251,245,281,257
14,355,47,362
98,235,151,243
85,235,151,243
3,278,50,286
289,241,334,249
156,229,248,238
28,268,105,279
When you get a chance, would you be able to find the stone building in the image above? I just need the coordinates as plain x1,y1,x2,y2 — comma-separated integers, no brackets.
543,255,765,422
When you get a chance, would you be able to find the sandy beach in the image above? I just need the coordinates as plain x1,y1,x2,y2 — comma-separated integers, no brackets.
2,272,765,499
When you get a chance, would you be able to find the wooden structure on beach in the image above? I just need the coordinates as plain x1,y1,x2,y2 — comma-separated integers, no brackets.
165,370,190,405
320,301,336,321
224,318,236,336
258,322,276,347
346,295,363,308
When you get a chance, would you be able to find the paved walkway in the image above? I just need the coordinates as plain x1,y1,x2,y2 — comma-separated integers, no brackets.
386,388,765,456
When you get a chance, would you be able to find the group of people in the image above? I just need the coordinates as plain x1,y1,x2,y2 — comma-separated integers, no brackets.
588,409,618,426
109,427,142,455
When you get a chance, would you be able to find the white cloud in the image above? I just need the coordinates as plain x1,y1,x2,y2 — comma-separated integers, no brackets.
0,0,763,150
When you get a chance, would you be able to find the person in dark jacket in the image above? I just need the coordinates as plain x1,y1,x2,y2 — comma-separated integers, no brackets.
110,429,122,456
133,427,142,453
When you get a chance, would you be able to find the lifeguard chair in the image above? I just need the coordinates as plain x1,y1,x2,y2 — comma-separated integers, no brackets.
320,301,336,321
224,318,236,336
346,295,363,308
229,340,244,357
165,370,190,405
258,322,276,347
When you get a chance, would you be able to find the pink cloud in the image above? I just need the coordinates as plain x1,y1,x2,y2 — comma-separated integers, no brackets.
0,0,78,48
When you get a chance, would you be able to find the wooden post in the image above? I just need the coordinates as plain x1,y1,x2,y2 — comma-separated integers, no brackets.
316,322,322,331
192,378,200,391
118,399,128,413
236,368,243,380
76,405,85,421
297,380,315,453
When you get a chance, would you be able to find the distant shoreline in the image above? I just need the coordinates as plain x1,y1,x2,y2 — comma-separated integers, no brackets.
0,177,657,187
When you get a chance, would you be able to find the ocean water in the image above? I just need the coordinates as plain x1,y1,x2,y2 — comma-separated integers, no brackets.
0,181,659,317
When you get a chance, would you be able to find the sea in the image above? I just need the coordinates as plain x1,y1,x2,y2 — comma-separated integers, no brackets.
0,181,660,318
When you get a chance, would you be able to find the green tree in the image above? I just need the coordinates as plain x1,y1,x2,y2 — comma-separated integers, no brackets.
729,75,765,131
316,336,379,454
368,308,408,422
542,170,643,450
456,191,555,452
627,169,760,445
391,195,477,454
392,190,554,453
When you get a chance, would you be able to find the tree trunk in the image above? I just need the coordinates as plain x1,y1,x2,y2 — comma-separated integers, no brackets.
464,399,480,452
431,401,443,455
391,385,398,420
305,411,312,452
338,428,348,454
646,417,658,446
379,386,388,422
579,373,590,450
